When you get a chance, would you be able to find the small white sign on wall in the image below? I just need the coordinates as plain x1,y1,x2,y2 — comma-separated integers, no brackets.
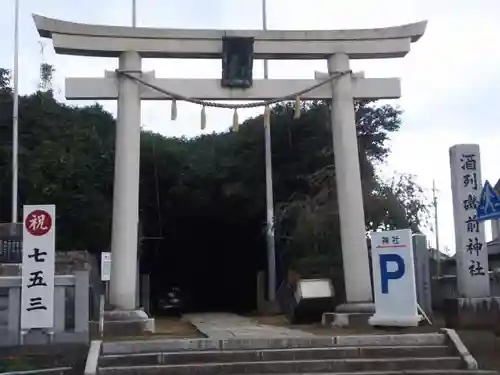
20,204,56,330
101,252,112,281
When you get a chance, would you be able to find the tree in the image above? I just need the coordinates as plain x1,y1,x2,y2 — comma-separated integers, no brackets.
0,69,429,305
39,63,55,92
0,68,11,92
272,101,429,298
0,89,116,251
366,173,430,233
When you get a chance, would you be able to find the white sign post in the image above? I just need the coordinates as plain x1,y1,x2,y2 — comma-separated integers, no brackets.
20,204,56,331
100,252,112,337
369,229,420,327
450,144,490,298
101,252,112,282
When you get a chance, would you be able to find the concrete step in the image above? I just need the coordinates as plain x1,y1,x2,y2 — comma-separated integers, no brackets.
98,356,463,374
102,333,447,355
182,372,497,375
152,372,496,375
99,345,453,367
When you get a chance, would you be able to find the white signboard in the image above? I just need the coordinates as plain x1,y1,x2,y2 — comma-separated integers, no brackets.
21,204,56,330
369,229,420,327
449,144,490,297
101,252,112,281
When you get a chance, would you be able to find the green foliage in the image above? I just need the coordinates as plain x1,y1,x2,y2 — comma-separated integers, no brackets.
0,68,11,92
38,41,55,93
0,77,428,297
0,92,115,251
367,174,430,233
0,356,36,372
272,101,428,297
39,63,55,92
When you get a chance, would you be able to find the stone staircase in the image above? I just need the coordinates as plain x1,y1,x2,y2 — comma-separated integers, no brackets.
86,331,497,374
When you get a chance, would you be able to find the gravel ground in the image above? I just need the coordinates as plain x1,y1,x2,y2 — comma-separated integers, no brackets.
0,343,88,374
94,316,204,342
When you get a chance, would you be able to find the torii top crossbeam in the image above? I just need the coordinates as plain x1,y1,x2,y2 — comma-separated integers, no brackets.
33,15,426,59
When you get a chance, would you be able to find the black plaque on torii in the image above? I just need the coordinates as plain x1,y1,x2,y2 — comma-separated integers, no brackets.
221,36,254,89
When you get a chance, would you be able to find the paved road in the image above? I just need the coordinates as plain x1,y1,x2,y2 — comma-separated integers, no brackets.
185,313,315,339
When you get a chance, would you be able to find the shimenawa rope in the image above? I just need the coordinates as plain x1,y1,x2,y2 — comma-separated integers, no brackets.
116,69,351,132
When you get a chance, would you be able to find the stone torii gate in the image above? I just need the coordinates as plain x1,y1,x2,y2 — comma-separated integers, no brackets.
34,14,426,322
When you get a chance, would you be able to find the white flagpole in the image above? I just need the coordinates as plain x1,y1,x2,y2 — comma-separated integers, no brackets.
132,0,137,27
11,0,20,223
262,0,269,80
262,0,277,302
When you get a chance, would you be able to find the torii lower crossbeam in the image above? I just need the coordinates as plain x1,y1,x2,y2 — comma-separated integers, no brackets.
66,75,401,101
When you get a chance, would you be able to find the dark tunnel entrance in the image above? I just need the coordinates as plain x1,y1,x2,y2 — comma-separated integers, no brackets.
142,215,267,314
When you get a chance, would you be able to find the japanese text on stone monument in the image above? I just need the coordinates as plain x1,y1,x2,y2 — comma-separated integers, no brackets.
450,145,490,297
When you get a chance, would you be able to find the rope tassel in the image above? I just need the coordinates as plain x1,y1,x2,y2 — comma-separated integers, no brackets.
171,99,177,121
232,108,239,132
264,105,271,128
294,96,301,119
201,106,206,130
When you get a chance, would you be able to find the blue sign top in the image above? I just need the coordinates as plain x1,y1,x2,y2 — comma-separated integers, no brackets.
477,180,500,221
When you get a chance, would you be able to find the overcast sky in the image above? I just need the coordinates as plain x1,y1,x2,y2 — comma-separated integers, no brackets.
1,0,499,254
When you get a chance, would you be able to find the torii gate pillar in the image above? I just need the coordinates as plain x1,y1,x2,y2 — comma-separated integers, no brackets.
328,53,373,306
110,51,142,310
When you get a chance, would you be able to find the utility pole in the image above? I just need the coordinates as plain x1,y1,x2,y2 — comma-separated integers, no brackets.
11,0,20,223
262,0,277,302
432,180,441,278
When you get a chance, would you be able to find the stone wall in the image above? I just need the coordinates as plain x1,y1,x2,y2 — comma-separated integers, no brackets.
0,250,101,320
0,263,21,276
0,250,97,275
55,250,98,274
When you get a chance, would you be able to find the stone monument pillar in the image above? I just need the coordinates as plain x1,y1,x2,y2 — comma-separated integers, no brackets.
449,144,490,298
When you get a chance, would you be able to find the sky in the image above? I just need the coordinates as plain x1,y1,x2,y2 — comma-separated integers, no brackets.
0,0,499,254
